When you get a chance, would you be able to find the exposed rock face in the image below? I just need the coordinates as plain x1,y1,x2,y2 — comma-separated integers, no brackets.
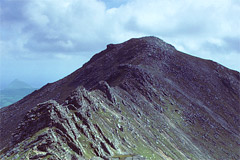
0,36,239,159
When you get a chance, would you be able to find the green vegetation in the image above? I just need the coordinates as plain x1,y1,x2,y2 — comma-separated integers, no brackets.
112,154,136,160
78,135,95,159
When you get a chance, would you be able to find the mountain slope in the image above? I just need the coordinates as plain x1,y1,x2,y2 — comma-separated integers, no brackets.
0,36,239,159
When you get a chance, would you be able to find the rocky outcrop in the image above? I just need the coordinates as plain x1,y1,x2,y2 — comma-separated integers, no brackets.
1,87,148,159
0,36,239,160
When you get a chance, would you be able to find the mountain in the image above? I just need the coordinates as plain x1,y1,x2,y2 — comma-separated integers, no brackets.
0,36,239,160
0,80,36,108
5,79,33,90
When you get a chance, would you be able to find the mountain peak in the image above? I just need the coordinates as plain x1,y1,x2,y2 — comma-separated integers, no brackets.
124,36,175,50
108,36,175,57
77,36,177,90
5,79,33,90
90,36,175,65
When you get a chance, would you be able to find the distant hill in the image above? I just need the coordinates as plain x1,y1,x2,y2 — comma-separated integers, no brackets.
0,79,37,108
6,79,33,90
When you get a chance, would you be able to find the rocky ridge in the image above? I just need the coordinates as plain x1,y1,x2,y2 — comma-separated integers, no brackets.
0,36,239,159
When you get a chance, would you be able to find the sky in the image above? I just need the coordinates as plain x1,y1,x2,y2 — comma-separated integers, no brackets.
0,0,239,89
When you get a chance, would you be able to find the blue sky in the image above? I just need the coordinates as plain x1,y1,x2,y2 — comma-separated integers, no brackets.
0,0,239,89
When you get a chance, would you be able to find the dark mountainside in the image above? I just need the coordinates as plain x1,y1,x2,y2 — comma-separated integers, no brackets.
0,36,239,160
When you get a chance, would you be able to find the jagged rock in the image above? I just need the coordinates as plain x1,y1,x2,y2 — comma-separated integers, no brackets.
97,81,116,103
0,36,239,160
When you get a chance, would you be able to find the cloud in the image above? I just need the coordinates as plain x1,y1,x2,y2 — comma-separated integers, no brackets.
202,37,240,54
223,37,240,53
0,0,108,57
0,0,28,23
1,0,239,56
